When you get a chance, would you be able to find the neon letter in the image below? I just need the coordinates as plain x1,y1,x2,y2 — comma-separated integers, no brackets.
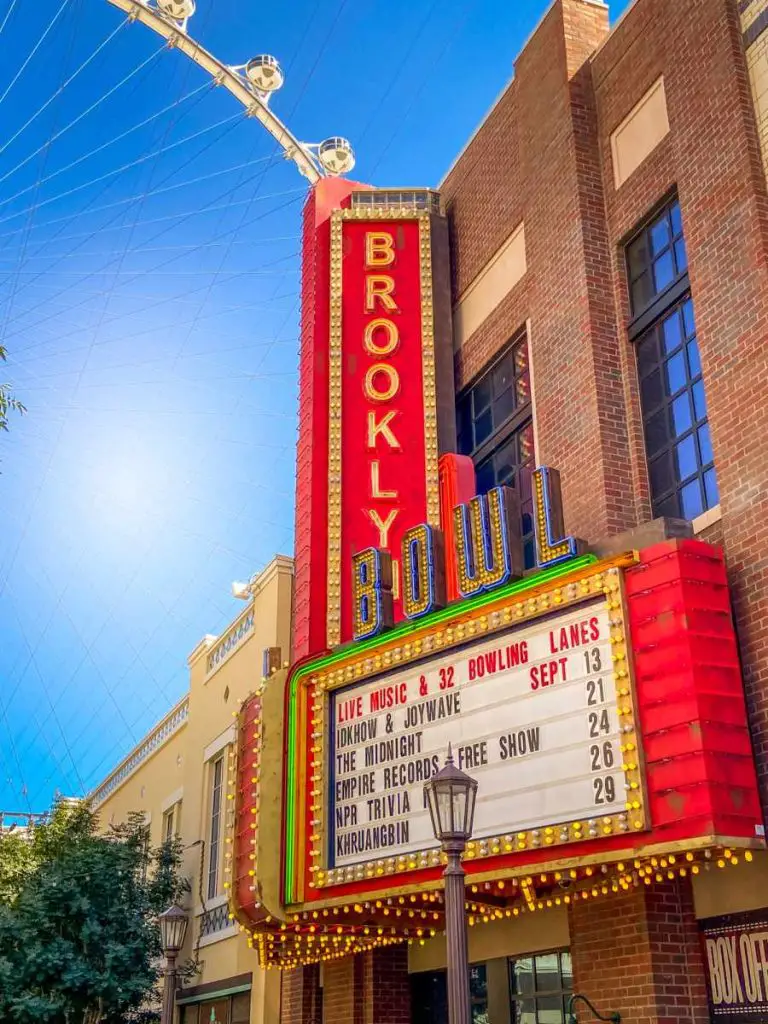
364,363,400,402
453,486,522,597
365,232,395,268
367,508,399,548
370,461,397,499
352,548,393,641
402,524,446,620
367,410,400,450
363,318,399,356
532,466,584,568
365,275,398,312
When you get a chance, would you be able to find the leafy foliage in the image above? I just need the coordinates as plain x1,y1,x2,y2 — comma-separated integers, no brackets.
0,344,25,434
0,800,189,1024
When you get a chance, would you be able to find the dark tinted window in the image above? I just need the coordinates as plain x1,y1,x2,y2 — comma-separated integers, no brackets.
457,335,535,567
628,199,718,519
635,294,717,518
626,199,688,317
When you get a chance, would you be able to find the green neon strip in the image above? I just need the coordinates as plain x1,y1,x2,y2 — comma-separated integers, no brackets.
283,552,598,903
285,674,297,900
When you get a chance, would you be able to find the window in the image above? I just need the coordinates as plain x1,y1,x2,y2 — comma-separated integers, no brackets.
627,198,718,519
162,801,181,842
207,757,224,900
180,991,250,1024
456,335,536,567
627,198,687,318
509,950,573,1024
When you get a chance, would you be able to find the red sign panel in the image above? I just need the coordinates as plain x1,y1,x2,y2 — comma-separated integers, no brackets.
326,212,440,646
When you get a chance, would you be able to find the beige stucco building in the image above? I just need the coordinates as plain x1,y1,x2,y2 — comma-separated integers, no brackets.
91,554,293,1024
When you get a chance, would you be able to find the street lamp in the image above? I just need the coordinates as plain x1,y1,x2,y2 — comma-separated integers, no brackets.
424,748,478,1024
159,905,189,1024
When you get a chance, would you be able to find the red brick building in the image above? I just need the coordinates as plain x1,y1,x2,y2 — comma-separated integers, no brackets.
234,1,768,1022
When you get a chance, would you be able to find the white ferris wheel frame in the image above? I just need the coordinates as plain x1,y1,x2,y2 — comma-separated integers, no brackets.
105,0,354,185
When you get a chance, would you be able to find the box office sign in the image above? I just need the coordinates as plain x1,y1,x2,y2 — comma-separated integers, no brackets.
702,910,768,1023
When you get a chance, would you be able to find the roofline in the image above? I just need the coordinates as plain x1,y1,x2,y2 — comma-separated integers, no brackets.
438,0,610,189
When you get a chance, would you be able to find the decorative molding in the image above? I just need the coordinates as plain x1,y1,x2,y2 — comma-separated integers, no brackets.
89,698,189,807
187,634,217,668
194,892,229,916
203,725,236,764
160,786,184,814
198,902,236,945
205,606,255,678
176,974,252,1005
452,222,527,349
611,76,670,189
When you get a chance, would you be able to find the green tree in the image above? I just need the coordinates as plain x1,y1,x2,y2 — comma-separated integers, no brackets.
0,800,190,1024
0,344,25,433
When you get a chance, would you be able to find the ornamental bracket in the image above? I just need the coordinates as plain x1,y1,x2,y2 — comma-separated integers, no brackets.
567,994,621,1024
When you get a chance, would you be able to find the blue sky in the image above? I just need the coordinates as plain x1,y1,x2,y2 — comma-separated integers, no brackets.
0,0,630,811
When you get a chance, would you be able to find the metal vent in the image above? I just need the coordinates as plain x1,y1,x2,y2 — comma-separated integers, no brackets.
350,189,442,215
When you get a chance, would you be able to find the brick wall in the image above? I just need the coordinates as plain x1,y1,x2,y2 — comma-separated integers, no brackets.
569,880,709,1024
445,0,768,814
445,0,639,544
281,965,322,1024
281,947,410,1024
322,958,356,1024
366,947,411,1024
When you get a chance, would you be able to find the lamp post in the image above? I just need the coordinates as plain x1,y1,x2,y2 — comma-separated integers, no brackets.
424,748,478,1024
159,905,189,1024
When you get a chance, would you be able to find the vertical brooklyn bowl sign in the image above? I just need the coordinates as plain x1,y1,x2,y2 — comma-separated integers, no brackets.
325,198,453,648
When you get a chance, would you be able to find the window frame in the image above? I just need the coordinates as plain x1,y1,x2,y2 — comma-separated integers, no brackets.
457,333,532,469
625,195,718,521
207,756,225,900
456,331,536,566
625,192,689,341
508,948,573,1024
635,294,716,519
179,990,250,1024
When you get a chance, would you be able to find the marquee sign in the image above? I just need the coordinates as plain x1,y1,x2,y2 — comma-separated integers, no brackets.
329,596,636,871
271,536,763,917
326,205,444,648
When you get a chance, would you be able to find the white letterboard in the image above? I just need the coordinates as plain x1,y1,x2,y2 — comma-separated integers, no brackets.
328,597,624,868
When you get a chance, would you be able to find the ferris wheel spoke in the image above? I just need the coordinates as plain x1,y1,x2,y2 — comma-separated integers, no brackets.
104,0,355,183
